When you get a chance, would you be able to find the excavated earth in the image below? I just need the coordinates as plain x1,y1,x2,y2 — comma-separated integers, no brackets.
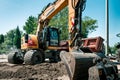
0,62,69,80
1,55,120,80
0,55,69,80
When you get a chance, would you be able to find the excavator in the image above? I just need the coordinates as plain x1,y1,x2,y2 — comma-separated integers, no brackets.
8,0,119,80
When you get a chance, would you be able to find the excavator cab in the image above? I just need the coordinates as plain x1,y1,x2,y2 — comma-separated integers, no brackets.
41,27,59,48
49,28,59,46
38,27,60,50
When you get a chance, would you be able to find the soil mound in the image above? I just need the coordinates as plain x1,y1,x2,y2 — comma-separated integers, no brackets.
0,62,68,80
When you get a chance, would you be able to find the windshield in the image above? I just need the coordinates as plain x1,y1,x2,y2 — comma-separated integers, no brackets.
49,28,59,46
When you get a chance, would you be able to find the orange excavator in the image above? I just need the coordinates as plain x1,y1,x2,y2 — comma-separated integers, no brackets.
8,0,119,79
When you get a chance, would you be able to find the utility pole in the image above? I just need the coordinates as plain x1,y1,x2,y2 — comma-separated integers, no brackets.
105,0,109,56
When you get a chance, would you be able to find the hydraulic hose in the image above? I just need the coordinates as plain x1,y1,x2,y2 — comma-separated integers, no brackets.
70,0,87,47
71,0,86,11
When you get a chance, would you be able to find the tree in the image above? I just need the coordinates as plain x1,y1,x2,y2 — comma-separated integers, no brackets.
82,16,98,38
6,29,16,46
14,26,21,49
0,34,4,54
108,43,120,55
0,28,23,54
0,34,4,52
23,16,38,34
49,7,68,40
49,7,98,40
0,34,4,44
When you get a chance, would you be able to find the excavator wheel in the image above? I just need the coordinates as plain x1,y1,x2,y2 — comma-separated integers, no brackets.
24,50,44,65
49,51,61,63
8,51,24,64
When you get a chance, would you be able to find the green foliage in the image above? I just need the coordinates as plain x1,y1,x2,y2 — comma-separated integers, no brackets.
0,27,23,54
49,7,68,40
49,7,98,40
0,34,10,54
23,16,38,34
109,43,119,55
14,26,21,49
6,29,16,46
0,34,4,54
0,34,4,44
82,16,98,38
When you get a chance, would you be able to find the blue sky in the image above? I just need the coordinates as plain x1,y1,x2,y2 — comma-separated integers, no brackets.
0,0,120,46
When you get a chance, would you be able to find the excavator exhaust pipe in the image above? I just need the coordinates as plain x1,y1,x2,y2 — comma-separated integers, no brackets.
60,51,106,80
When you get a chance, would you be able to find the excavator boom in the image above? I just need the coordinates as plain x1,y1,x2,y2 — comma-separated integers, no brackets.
36,0,86,50
36,0,68,35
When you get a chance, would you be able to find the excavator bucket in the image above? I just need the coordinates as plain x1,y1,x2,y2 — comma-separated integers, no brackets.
60,37,106,80
60,51,106,80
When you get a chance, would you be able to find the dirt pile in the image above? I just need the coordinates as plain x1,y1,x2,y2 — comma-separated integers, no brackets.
0,62,68,80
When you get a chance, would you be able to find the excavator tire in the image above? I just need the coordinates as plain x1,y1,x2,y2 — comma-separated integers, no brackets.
49,51,61,63
8,51,24,64
24,50,44,65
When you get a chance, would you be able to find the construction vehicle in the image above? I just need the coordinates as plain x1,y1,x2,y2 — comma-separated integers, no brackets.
8,0,70,64
8,27,69,64
8,0,119,79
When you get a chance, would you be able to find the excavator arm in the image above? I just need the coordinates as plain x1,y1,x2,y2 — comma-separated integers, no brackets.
36,0,68,35
36,0,86,50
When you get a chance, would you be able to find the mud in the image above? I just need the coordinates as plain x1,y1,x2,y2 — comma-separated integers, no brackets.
0,62,69,80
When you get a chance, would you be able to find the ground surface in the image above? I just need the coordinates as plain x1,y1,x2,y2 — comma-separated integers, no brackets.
0,54,69,80
0,54,120,80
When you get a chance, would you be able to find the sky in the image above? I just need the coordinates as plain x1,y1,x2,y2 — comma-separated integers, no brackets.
0,0,120,46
